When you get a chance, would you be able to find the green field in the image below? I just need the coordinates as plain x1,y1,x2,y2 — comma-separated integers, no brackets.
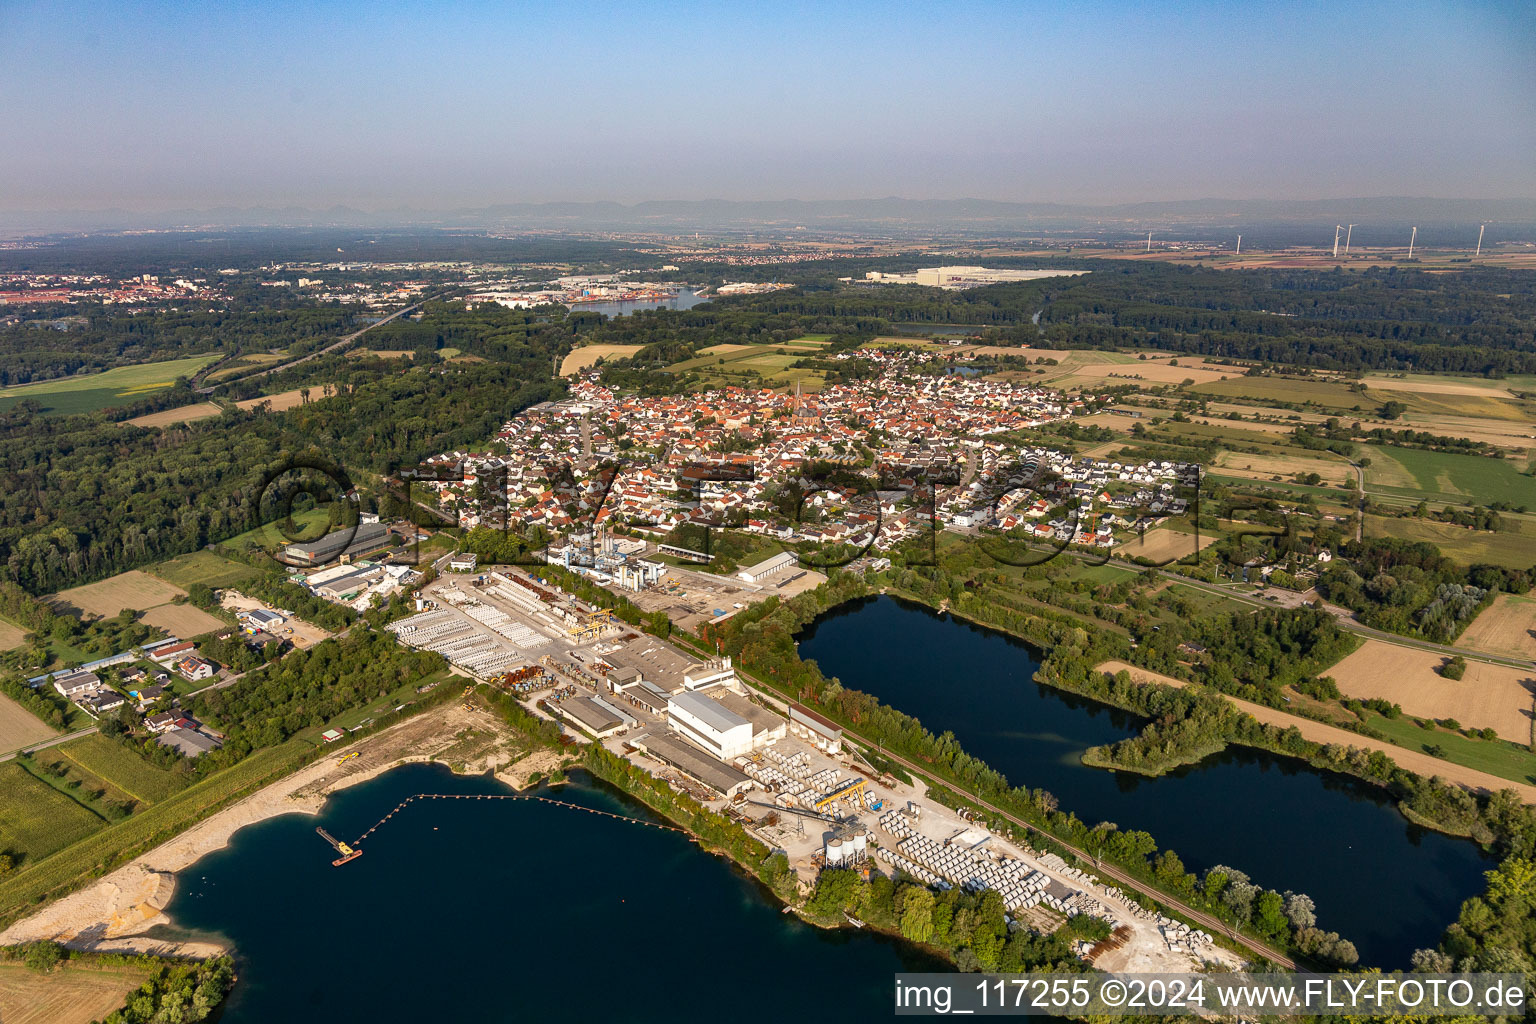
1061,563,1140,585
1188,374,1536,422
1205,473,1355,502
207,352,286,380
0,763,106,865
150,550,262,589
0,739,315,927
1154,419,1308,447
667,344,827,392
51,734,191,804
1362,515,1536,569
0,355,223,416
1365,388,1536,422
28,746,140,810
1165,582,1258,616
1362,445,1536,507
1362,711,1536,785
1190,376,1371,410
216,506,334,552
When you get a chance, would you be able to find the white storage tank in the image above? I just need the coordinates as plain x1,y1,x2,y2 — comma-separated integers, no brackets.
826,839,844,865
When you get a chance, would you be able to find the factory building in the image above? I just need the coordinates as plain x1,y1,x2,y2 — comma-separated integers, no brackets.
789,703,844,753
667,691,754,761
603,637,740,695
737,550,798,583
615,559,666,592
310,565,386,602
281,521,392,566
238,608,285,632
863,266,1088,290
557,695,626,739
630,732,753,798
714,690,788,746
682,656,739,692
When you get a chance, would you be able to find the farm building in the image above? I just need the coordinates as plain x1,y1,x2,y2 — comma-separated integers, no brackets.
52,670,101,698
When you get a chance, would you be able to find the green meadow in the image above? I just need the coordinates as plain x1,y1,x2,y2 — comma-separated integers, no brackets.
0,355,222,415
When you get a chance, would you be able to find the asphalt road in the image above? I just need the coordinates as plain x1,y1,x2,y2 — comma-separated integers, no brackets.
0,725,99,763
205,294,442,389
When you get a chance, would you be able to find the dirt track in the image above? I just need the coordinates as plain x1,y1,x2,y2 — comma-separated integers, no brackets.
1096,661,1536,803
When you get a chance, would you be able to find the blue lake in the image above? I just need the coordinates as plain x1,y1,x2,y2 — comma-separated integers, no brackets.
797,595,1494,968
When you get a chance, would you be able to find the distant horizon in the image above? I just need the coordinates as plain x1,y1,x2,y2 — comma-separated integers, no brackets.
3,1,1531,215
5,194,1536,237
8,192,1536,215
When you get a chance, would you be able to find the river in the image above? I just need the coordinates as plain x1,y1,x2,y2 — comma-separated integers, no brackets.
796,595,1494,968
158,762,945,1022
570,287,709,317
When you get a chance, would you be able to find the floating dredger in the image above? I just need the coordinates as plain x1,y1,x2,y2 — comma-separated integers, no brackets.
316,827,363,866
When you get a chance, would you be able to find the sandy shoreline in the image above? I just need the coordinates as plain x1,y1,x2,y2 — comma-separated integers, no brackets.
0,702,556,959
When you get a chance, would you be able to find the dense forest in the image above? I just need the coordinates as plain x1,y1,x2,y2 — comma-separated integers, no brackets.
685,262,1536,374
0,318,569,593
188,628,444,758
1316,537,1532,642
0,229,653,275
0,306,358,387
1034,265,1536,374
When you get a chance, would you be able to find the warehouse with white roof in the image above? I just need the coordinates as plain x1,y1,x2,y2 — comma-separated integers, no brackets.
667,690,754,760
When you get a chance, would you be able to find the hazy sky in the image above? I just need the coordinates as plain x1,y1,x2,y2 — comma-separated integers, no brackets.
2,0,1532,210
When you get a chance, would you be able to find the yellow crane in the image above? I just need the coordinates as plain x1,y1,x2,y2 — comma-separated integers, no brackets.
568,608,616,643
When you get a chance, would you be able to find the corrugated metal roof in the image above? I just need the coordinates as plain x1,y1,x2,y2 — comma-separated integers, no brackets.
669,690,749,735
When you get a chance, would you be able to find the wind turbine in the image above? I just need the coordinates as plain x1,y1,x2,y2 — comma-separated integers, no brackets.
1407,226,1417,260
1345,225,1355,253
1333,226,1342,258
1476,224,1485,257
1235,234,1241,255
1145,231,1152,253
